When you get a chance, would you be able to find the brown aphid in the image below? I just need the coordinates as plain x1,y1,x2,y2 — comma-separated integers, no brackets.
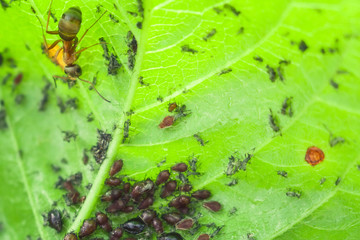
175,218,194,230
198,234,210,240
140,210,156,225
178,206,190,215
105,177,122,186
169,195,191,209
159,116,175,128
64,233,78,240
82,150,89,165
161,180,177,198
305,146,325,166
123,183,131,193
179,184,192,192
79,219,97,238
203,201,221,212
138,196,154,209
13,73,23,88
106,199,125,213
156,170,170,185
96,212,112,232
151,217,164,234
101,189,122,202
192,190,211,200
121,205,135,213
171,163,188,172
65,190,81,205
162,213,182,225
168,102,178,112
110,227,123,240
110,159,123,177
131,179,154,200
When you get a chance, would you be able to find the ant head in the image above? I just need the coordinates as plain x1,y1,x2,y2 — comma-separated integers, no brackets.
64,64,82,78
58,7,82,41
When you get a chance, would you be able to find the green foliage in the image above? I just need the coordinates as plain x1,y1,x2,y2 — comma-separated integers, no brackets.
0,0,360,239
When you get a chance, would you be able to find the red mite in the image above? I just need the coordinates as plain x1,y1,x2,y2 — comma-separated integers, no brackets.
305,146,324,166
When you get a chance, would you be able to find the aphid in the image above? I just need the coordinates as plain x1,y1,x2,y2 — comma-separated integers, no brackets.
82,150,89,165
237,27,244,34
0,109,7,129
192,190,211,200
179,184,192,192
330,136,345,147
121,205,135,213
203,29,216,41
305,146,324,166
140,210,156,225
181,45,198,54
109,228,123,240
320,177,326,185
218,68,232,76
98,37,110,60
123,183,131,193
105,177,122,186
64,233,78,240
62,130,77,142
151,218,164,234
253,55,263,62
168,102,178,112
96,212,112,232
131,179,154,200
123,218,146,234
175,219,194,230
335,177,341,186
330,79,339,89
157,96,164,102
162,213,182,225
203,201,221,212
224,3,241,16
108,53,122,75
269,109,280,132
51,164,61,172
79,219,97,238
169,195,191,209
286,190,301,198
39,81,52,111
91,130,112,164
138,196,154,209
0,52,3,66
110,160,123,177
47,209,62,232
138,76,149,86
109,13,119,23
34,0,110,102
193,134,207,146
247,233,256,240
158,232,184,240
171,163,188,172
277,170,288,178
122,119,131,143
161,180,177,198
299,40,308,52
66,98,78,109
226,179,238,186
159,116,175,128
266,65,277,82
101,189,122,202
13,73,23,89
281,97,293,117
136,22,142,29
156,170,170,185
2,72,11,85
198,234,210,240
106,199,125,213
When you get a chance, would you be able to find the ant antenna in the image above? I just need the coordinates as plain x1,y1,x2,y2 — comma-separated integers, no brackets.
78,78,111,103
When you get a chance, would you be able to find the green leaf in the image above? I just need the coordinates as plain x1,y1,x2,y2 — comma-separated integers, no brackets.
0,0,360,239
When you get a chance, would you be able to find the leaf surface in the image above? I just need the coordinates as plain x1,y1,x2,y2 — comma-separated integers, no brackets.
0,0,360,239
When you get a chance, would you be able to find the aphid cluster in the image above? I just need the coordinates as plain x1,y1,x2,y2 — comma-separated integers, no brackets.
63,160,223,239
159,103,191,129
91,130,112,164
55,172,86,206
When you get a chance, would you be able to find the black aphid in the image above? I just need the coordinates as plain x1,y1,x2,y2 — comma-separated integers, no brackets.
158,232,184,240
299,40,308,52
123,218,146,234
47,209,62,232
0,109,8,129
62,131,77,142
181,45,198,54
335,177,341,186
269,109,280,132
266,65,277,82
281,97,293,117
109,227,123,240
224,3,241,16
330,79,339,89
193,133,207,146
91,130,112,164
203,29,216,41
122,119,131,143
108,53,122,75
277,170,288,178
253,55,263,62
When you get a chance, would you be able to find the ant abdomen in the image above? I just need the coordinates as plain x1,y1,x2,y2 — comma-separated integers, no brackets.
58,7,82,41
64,64,82,78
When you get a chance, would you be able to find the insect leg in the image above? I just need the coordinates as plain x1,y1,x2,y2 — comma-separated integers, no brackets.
48,39,62,51
46,0,59,35
76,10,107,47
75,42,108,55
78,78,111,103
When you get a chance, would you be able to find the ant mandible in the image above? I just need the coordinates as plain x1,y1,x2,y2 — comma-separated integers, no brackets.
35,0,111,102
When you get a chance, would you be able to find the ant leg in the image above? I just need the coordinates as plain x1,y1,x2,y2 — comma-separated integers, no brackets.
52,46,63,63
52,75,69,88
46,0,58,34
78,78,111,103
76,10,107,47
48,39,62,51
75,42,108,55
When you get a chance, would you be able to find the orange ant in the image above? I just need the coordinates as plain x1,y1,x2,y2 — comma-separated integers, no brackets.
35,0,111,102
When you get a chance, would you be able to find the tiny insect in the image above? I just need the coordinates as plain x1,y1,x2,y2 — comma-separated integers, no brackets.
79,218,97,238
96,212,112,232
140,210,156,225
34,0,110,102
123,218,146,234
151,217,164,234
109,227,123,240
162,213,182,225
176,218,194,230
161,180,177,198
